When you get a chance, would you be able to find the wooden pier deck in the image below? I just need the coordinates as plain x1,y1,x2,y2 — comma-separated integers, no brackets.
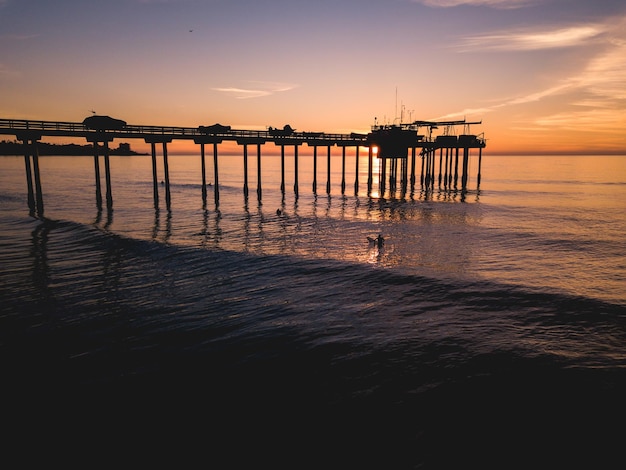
0,117,486,216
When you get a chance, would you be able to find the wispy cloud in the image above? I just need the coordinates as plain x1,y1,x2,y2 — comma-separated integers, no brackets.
212,81,298,99
439,19,626,129
461,25,605,51
432,82,574,120
532,108,626,133
416,0,532,9
574,37,626,100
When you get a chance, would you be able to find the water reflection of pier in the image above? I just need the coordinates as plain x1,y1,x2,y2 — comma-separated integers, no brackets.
1,117,485,216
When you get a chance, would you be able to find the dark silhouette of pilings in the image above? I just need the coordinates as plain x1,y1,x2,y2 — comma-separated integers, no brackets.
147,136,173,209
86,133,114,209
256,143,262,200
461,147,470,191
163,142,171,208
103,141,113,208
236,137,265,201
24,147,36,212
212,142,219,205
31,142,44,214
280,145,285,195
17,132,44,215
92,142,103,209
354,146,360,195
309,143,333,194
3,119,485,215
326,145,331,194
195,136,223,206
380,157,387,195
401,155,408,195
454,148,459,188
294,144,300,198
367,146,374,194
377,142,481,195
448,149,454,189
410,147,416,190
151,142,159,207
477,147,483,189
445,149,450,187
341,146,346,194
312,146,318,193
200,143,207,204
243,144,249,198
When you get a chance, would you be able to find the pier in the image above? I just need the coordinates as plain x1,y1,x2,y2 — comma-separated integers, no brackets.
0,117,485,215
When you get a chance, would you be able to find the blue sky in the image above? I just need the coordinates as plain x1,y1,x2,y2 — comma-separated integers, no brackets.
1,0,625,153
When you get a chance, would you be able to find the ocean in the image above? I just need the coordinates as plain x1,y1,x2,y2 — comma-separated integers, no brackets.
1,151,625,468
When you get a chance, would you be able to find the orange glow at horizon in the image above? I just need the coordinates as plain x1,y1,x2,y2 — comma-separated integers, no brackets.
1,1,625,156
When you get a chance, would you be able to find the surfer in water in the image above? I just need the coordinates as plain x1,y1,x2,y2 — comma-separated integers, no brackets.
367,234,384,248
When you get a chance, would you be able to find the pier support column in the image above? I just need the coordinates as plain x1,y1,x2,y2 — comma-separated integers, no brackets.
477,147,483,189
410,147,416,190
294,145,299,197
388,158,395,194
200,142,207,204
151,142,159,208
18,133,43,215
378,158,387,198
162,142,171,209
445,148,451,189
312,146,318,193
280,145,285,195
430,150,437,190
195,136,222,206
438,148,443,187
256,143,262,201
23,147,35,213
326,145,331,194
243,144,249,198
213,143,219,205
424,149,434,190
401,155,408,195
102,141,113,208
31,140,44,215
420,150,425,187
146,136,174,207
341,146,346,194
367,146,373,194
354,146,359,195
92,142,103,210
448,148,454,190
454,148,459,188
87,133,114,211
461,147,469,191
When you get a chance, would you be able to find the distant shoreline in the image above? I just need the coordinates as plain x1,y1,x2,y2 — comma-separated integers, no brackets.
0,140,147,156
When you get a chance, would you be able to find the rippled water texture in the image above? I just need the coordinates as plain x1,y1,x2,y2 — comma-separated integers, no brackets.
1,153,625,467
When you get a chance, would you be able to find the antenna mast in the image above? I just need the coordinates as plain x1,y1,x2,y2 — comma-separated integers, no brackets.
395,87,398,124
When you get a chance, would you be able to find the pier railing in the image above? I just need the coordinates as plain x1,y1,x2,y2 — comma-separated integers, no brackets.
0,118,370,145
1,117,485,216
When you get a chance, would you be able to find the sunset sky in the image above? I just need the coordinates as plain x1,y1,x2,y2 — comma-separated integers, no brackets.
1,0,625,154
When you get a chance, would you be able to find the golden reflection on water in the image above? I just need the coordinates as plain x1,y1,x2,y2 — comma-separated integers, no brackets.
1,153,625,303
